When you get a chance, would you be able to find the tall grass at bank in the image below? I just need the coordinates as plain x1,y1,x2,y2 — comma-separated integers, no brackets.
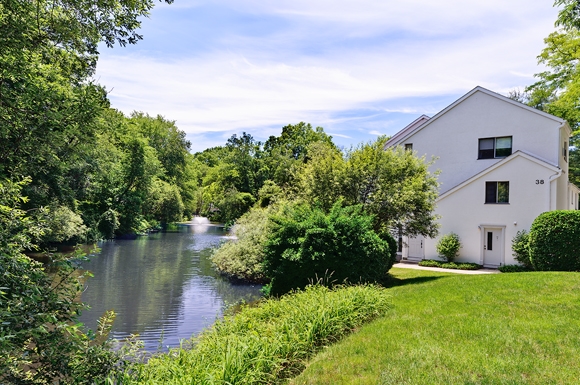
291,269,580,385
130,284,391,384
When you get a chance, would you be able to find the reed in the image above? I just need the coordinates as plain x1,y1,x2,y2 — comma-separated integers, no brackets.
130,284,391,384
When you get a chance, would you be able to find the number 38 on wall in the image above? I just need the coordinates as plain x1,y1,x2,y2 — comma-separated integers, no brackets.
536,179,545,185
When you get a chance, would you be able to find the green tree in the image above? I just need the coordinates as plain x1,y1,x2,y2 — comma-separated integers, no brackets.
295,141,346,212
0,180,131,384
524,3,580,186
341,137,440,237
263,122,336,187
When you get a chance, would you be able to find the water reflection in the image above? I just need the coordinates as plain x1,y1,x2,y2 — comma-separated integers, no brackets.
78,223,262,351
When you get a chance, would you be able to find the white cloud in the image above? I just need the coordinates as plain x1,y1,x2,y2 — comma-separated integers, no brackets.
95,0,560,149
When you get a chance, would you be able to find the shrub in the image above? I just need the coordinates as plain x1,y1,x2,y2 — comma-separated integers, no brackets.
499,264,532,273
263,202,393,296
418,259,481,270
211,206,273,282
529,210,580,271
418,259,441,267
134,284,391,384
435,232,461,262
512,229,532,269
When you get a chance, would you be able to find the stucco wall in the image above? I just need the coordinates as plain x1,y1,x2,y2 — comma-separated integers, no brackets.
397,90,563,194
424,155,559,266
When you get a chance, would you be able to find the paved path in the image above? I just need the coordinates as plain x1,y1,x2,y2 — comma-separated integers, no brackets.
393,262,500,275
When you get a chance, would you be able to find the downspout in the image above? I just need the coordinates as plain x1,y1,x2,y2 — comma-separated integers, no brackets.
548,169,563,211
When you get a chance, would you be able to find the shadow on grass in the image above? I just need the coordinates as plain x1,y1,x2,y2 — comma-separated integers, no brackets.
383,274,446,288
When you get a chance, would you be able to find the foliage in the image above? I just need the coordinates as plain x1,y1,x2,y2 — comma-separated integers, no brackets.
511,229,533,270
435,232,461,262
555,0,580,30
211,206,274,282
146,179,185,225
341,137,440,237
0,179,131,384
523,14,580,185
263,201,394,296
418,259,481,270
292,268,580,385
263,122,336,187
295,141,346,212
529,210,580,271
132,284,391,384
41,205,88,244
498,264,532,273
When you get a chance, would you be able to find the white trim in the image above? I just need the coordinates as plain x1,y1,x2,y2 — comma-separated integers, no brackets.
384,115,430,148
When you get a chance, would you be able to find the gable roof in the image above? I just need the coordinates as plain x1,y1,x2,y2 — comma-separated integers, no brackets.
437,150,561,201
384,114,430,148
385,86,569,148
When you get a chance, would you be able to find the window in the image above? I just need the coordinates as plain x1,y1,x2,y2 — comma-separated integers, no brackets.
404,143,413,151
485,181,509,204
478,136,512,159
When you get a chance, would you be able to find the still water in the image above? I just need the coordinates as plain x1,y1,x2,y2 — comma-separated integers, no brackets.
78,222,262,352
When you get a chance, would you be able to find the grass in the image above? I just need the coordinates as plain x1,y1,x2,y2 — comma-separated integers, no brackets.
128,284,391,384
291,268,580,385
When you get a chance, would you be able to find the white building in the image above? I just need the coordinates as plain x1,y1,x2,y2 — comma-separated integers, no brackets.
385,86,580,267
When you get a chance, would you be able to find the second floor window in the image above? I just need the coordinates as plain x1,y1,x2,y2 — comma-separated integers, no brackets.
478,136,512,159
485,181,509,204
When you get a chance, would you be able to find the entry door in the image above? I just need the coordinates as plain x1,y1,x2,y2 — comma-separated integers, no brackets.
407,236,424,261
483,228,503,267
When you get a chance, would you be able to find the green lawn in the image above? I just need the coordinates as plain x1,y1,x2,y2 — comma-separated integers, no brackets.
291,268,580,385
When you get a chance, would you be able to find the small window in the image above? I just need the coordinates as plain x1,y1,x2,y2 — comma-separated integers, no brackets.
485,181,509,204
404,143,413,151
478,136,512,159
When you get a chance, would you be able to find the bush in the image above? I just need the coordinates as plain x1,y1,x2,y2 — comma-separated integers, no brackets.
418,259,481,270
211,206,273,282
529,210,580,271
134,284,391,384
512,229,532,269
499,264,532,273
435,232,461,262
263,202,394,296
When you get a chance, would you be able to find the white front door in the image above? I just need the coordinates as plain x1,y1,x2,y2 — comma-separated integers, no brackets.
407,236,424,262
483,227,503,267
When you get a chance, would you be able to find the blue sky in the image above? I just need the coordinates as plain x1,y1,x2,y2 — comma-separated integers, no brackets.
95,0,561,152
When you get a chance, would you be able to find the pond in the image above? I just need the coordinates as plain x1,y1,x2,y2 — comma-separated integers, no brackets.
78,221,262,352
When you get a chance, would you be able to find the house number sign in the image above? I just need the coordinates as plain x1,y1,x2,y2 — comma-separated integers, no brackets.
536,179,545,184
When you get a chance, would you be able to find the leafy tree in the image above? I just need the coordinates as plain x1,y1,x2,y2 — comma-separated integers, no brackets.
555,0,580,30
341,137,440,237
129,112,192,182
524,3,580,186
0,180,132,384
295,141,346,212
263,122,336,187
0,0,172,179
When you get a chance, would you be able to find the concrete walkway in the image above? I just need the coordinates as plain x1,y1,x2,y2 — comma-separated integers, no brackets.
393,262,500,275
